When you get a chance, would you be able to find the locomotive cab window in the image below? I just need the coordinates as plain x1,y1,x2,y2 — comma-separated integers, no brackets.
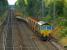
46,25,53,30
40,23,49,30
41,25,46,30
40,24,53,30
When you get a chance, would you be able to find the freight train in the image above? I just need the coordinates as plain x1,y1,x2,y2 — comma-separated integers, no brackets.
16,16,54,40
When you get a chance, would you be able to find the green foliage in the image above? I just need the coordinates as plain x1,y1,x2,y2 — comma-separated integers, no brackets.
64,0,67,18
55,0,64,16
0,0,8,16
40,16,52,22
59,21,67,27
60,27,67,37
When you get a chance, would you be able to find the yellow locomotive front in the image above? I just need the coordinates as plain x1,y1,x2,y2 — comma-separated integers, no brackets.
37,21,54,40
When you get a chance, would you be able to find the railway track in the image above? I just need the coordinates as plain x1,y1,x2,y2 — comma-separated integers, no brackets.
17,21,39,50
16,19,65,50
49,39,64,50
1,9,16,50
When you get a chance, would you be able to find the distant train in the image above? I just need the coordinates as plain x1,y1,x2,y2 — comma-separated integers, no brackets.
16,16,54,40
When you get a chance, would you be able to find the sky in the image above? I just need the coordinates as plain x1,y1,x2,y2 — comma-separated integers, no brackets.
7,0,17,5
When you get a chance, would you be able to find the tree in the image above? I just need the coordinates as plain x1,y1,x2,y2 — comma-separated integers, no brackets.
0,0,8,16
